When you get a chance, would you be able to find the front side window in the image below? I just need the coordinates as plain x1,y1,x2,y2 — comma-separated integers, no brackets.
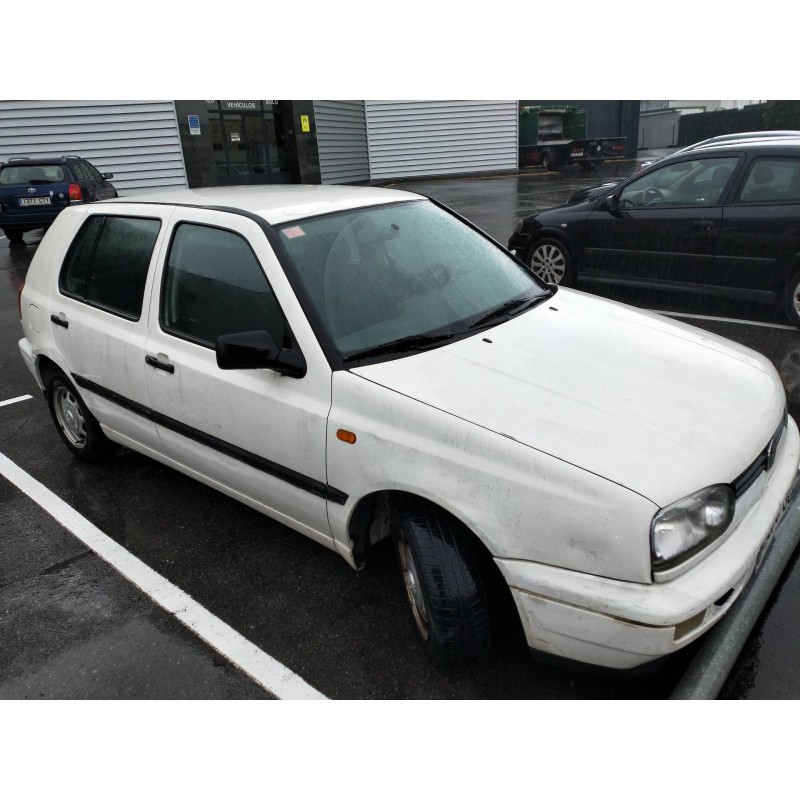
59,215,161,319
736,157,800,204
619,157,739,208
161,222,287,348
276,199,549,361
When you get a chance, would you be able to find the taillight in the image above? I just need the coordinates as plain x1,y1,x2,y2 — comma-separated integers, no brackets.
68,183,83,201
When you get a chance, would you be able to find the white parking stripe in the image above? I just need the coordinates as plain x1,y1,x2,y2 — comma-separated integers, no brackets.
653,310,797,331
0,395,33,408
0,451,327,700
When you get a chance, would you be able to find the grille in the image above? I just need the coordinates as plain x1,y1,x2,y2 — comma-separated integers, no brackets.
732,410,788,499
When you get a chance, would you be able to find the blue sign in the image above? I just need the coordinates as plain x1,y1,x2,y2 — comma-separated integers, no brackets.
188,114,201,135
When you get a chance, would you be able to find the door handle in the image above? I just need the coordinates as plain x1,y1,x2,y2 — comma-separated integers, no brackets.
145,355,175,373
50,314,69,328
691,220,714,232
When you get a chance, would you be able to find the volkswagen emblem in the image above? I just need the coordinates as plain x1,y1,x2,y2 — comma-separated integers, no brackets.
765,437,776,471
27,187,36,194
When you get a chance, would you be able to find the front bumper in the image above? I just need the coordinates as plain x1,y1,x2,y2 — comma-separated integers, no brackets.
496,417,800,670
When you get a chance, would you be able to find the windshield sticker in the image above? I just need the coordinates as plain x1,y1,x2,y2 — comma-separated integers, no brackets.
282,226,305,239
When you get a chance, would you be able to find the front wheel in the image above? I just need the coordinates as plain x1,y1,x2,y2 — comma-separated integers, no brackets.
46,371,119,462
783,270,800,328
394,506,491,667
527,237,574,286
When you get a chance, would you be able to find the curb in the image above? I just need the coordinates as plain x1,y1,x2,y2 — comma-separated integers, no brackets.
670,483,800,699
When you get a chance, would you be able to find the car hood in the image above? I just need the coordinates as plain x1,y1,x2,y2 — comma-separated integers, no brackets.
351,289,785,507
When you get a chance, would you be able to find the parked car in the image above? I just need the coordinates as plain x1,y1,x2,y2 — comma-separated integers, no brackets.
18,185,800,671
0,155,117,245
510,135,800,326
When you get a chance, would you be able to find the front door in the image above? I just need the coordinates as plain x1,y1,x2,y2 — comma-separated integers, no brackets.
582,156,740,290
142,208,334,545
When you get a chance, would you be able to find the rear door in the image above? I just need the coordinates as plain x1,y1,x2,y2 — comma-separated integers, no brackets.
50,205,173,451
581,155,740,289
717,154,800,300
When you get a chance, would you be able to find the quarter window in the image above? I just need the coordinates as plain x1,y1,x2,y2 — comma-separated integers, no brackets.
59,215,161,319
161,222,287,348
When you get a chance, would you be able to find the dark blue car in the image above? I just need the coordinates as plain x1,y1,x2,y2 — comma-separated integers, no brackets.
0,155,117,245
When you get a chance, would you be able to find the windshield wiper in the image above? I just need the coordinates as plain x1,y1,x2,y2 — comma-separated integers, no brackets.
343,332,456,362
468,291,550,330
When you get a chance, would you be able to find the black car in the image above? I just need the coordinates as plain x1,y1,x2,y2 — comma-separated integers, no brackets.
508,134,800,326
0,155,117,245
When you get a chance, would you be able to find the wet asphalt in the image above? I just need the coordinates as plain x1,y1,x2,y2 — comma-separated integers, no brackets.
2,157,799,699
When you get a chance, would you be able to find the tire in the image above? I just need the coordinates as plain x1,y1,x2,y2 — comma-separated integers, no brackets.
394,505,491,667
541,150,554,171
527,237,574,286
46,370,119,462
4,229,24,245
783,270,800,328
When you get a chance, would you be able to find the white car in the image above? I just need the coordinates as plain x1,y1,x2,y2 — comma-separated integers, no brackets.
17,185,800,671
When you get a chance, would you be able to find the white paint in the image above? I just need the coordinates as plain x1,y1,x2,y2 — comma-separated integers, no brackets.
0,451,327,700
0,395,33,407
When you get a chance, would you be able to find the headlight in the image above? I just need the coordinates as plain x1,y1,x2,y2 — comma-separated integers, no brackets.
650,484,735,571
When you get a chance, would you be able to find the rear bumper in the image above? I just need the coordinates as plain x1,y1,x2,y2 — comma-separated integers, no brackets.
0,208,63,231
496,417,800,670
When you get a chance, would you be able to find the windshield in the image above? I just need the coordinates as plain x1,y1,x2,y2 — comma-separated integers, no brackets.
276,199,549,361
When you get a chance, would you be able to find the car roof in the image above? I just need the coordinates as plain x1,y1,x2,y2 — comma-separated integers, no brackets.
1,155,84,165
658,136,800,163
103,184,425,225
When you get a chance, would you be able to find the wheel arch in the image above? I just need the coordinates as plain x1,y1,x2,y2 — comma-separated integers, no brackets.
348,489,497,571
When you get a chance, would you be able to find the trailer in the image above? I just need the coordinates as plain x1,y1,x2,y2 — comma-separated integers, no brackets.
518,105,626,171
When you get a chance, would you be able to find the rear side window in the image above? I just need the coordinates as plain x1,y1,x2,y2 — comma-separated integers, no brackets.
736,158,800,204
59,215,161,319
161,222,287,348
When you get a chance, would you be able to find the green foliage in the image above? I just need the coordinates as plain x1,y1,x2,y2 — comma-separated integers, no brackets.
762,101,800,130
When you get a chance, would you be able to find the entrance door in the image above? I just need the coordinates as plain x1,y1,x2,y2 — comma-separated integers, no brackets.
215,111,291,185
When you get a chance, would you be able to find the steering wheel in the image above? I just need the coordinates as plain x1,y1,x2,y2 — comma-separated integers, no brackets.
643,187,665,206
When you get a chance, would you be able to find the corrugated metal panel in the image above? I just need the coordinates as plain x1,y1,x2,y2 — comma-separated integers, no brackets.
0,101,187,194
314,101,370,184
365,100,518,180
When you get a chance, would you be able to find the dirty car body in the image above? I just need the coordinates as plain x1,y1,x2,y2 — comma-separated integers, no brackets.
18,185,800,670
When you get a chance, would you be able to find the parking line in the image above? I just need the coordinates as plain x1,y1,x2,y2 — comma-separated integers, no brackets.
653,310,797,331
0,395,33,408
0,450,327,700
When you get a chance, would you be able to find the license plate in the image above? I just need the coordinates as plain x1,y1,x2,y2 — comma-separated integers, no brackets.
19,197,51,206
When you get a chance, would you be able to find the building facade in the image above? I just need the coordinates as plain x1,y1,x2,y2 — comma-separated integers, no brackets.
1,99,637,193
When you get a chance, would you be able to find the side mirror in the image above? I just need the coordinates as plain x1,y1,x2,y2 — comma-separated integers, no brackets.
216,330,306,378
103,173,114,179
602,194,619,212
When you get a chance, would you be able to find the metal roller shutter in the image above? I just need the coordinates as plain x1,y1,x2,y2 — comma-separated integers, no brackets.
365,100,518,180
314,101,370,184
0,100,187,194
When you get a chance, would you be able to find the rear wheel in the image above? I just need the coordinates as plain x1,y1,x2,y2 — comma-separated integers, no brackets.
394,505,491,667
527,237,574,285
783,270,800,328
541,150,560,172
46,370,119,462
4,229,24,245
